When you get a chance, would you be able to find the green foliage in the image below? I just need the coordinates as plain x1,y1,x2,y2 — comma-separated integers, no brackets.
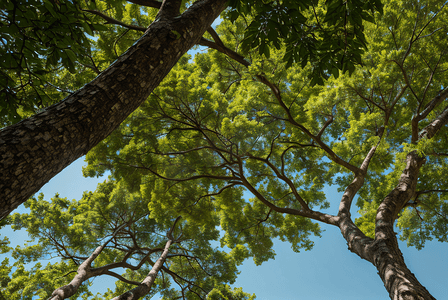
0,0,158,125
85,0,448,260
1,260,92,300
227,0,383,84
85,49,328,266
0,0,382,126
0,0,99,123
4,179,247,298
3,0,448,296
207,284,256,300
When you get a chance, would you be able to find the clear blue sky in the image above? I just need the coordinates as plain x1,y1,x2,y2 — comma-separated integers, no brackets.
3,157,447,299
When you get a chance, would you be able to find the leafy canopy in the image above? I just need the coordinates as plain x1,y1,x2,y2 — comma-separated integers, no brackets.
3,179,255,299
84,0,448,257
0,0,382,125
2,0,448,297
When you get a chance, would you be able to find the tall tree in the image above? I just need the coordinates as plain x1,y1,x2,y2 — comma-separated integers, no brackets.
83,0,448,298
0,0,381,220
3,180,254,299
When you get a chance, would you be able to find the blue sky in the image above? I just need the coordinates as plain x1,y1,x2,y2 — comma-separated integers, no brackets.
3,157,447,299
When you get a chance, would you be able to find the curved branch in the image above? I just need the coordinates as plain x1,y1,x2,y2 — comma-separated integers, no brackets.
128,163,238,182
239,171,339,226
167,216,182,240
160,264,209,295
82,10,146,32
102,270,141,286
199,33,361,174
246,153,310,211
112,237,174,300
412,88,448,142
198,37,250,67
48,223,127,300
418,104,448,140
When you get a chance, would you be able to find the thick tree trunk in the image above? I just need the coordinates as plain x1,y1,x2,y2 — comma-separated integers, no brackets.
372,152,434,299
0,0,228,219
339,218,435,300
339,151,435,299
371,228,435,300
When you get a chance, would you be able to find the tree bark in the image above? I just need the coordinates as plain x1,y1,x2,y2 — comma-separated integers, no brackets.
48,243,106,300
373,152,434,299
47,223,127,300
371,228,435,300
338,151,435,299
0,0,228,220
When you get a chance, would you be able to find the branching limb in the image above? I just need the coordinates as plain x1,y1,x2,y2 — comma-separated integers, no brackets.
236,208,273,237
199,32,360,174
102,270,141,286
418,104,448,140
245,153,310,211
238,169,338,225
160,264,209,295
188,183,240,208
157,0,184,19
111,220,179,300
316,114,334,139
412,88,448,142
82,10,146,32
48,223,127,300
338,126,385,219
167,216,182,240
206,27,225,48
126,163,238,182
198,37,250,67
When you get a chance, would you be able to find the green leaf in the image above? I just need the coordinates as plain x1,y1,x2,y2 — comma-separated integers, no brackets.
81,22,94,36
91,23,108,31
64,49,77,63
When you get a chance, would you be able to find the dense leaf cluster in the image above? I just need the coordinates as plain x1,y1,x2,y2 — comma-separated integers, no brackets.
0,0,106,123
228,0,383,85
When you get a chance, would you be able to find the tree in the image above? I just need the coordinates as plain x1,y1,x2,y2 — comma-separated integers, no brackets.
81,0,448,298
3,180,255,299
0,0,381,220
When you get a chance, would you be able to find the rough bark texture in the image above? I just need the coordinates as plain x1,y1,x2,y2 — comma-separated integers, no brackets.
334,102,448,299
0,0,228,220
372,152,434,300
338,152,435,299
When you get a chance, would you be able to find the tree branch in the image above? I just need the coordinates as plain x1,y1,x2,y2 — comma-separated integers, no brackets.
157,0,183,19
48,223,127,300
412,88,448,142
418,104,448,140
82,10,146,32
112,227,176,300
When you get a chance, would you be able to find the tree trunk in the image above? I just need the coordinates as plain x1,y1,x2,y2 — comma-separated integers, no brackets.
339,151,435,299
372,227,435,300
49,244,106,300
0,0,228,220
339,216,435,299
